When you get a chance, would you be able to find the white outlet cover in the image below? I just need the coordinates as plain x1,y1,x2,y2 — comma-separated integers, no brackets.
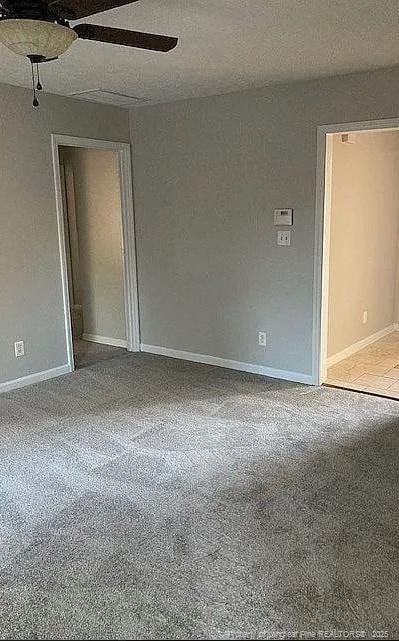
14,340,25,357
277,230,291,246
258,331,267,346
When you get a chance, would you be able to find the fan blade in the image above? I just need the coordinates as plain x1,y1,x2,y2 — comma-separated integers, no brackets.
74,24,178,52
50,1,139,20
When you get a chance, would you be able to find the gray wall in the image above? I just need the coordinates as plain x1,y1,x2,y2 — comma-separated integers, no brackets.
130,66,399,376
0,83,129,385
3,67,399,387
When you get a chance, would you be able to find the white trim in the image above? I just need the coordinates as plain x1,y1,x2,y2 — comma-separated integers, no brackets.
141,344,314,385
51,135,141,376
0,364,71,394
317,133,333,384
313,117,399,385
82,333,127,348
51,135,130,150
327,325,396,368
51,137,75,373
118,145,141,352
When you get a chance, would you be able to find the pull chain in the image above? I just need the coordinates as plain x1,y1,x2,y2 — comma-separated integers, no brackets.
36,63,43,92
30,61,39,107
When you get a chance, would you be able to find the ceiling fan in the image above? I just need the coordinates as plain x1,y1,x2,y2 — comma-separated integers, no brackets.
0,1,178,106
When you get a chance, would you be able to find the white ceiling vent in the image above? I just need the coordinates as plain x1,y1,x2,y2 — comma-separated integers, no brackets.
69,89,146,108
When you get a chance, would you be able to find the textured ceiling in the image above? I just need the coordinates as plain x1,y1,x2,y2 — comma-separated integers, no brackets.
0,0,399,106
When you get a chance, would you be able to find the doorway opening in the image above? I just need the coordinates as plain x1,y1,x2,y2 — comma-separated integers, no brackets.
52,135,140,372
315,120,399,399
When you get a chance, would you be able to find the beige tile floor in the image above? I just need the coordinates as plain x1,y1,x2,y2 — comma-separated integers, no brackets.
326,332,399,398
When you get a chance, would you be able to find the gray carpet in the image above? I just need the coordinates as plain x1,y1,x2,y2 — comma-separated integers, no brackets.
0,352,398,640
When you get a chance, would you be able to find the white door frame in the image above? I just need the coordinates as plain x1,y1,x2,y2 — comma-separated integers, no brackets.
312,117,399,385
51,134,140,372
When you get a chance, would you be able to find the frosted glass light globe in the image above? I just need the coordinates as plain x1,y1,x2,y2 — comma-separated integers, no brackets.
0,19,77,60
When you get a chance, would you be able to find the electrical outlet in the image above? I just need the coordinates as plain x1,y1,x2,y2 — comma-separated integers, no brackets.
362,311,368,325
14,340,25,358
258,331,267,347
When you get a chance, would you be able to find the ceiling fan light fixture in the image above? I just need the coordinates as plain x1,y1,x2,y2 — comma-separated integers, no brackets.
0,19,77,60
0,0,178,109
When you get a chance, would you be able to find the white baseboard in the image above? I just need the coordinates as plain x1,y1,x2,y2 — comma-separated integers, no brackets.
140,344,314,385
327,324,396,368
82,333,127,348
0,364,72,394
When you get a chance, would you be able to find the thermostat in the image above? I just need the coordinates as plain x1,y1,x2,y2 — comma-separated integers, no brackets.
274,208,293,226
